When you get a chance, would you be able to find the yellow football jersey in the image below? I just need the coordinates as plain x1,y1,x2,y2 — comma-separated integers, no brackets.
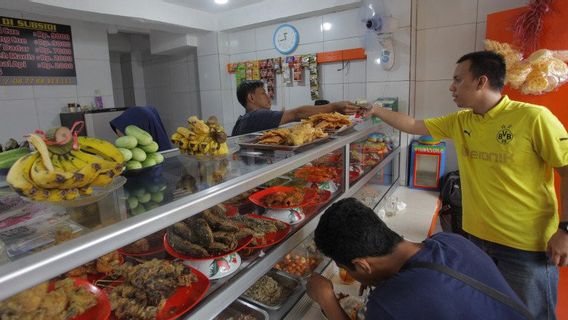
425,96,568,251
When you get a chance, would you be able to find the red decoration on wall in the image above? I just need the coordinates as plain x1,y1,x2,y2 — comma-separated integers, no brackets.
513,0,554,52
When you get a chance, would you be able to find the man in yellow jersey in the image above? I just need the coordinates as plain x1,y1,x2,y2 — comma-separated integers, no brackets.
367,51,568,319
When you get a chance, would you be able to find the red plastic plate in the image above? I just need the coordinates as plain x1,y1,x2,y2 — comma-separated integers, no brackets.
155,266,210,320
107,265,210,320
163,233,252,261
248,186,316,209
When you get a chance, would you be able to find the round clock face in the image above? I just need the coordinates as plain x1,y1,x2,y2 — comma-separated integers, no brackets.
273,24,299,55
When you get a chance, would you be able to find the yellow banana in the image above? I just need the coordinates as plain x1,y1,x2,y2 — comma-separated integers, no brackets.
77,136,124,163
199,141,210,154
79,186,93,196
60,153,87,170
190,120,210,135
64,188,79,200
91,169,114,187
176,127,192,139
180,139,190,150
27,133,54,172
30,157,75,189
6,152,39,195
171,132,183,142
57,154,82,172
46,188,66,202
27,187,49,201
217,143,229,155
70,162,102,188
51,154,101,189
70,150,122,175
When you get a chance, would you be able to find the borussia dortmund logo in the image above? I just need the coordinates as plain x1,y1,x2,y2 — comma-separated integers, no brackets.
496,125,513,144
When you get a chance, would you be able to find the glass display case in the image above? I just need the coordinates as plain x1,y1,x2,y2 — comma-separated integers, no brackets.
0,118,400,319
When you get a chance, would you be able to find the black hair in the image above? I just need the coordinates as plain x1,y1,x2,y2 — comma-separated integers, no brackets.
236,80,265,108
457,51,506,91
314,198,403,269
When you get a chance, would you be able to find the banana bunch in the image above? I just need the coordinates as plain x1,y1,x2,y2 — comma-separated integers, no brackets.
7,127,124,202
171,116,229,156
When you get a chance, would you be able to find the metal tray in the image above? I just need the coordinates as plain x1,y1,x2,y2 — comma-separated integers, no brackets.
238,136,331,151
241,270,301,310
214,299,269,320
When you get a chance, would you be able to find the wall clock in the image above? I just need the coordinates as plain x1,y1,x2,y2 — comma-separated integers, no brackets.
273,24,299,55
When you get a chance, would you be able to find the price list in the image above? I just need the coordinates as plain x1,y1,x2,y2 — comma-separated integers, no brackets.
0,16,76,85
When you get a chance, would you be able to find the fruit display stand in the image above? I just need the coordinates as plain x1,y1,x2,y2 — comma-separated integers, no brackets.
0,118,401,319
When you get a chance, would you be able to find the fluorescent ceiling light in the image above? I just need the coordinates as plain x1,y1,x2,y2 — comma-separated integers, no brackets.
215,0,228,4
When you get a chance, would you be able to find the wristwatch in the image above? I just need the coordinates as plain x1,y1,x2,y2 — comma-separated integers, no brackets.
559,221,568,233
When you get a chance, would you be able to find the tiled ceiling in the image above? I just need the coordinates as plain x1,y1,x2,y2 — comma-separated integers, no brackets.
164,0,265,13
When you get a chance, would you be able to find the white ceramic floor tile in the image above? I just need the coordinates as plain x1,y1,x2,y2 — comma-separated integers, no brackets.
376,186,439,242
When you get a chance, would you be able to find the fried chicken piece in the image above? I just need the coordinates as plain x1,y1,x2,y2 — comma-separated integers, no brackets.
213,231,237,247
232,215,287,235
258,128,289,145
172,222,192,238
234,227,258,239
0,282,48,313
39,288,68,317
202,208,240,232
262,189,303,207
66,286,97,318
187,218,214,246
167,230,209,257
206,241,231,256
96,251,121,274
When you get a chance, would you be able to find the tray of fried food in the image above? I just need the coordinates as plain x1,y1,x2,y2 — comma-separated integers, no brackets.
165,204,253,259
302,112,353,134
239,123,329,150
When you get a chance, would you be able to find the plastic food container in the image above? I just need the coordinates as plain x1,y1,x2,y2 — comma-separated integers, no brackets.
273,239,323,278
241,270,300,310
214,299,269,320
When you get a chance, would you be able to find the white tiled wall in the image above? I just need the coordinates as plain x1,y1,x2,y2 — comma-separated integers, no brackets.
414,0,526,172
198,2,413,136
0,9,114,139
142,52,201,136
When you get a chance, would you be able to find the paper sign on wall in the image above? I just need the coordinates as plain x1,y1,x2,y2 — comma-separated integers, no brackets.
0,16,77,86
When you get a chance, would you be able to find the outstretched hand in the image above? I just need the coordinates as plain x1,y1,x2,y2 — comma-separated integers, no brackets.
364,104,382,119
332,101,359,115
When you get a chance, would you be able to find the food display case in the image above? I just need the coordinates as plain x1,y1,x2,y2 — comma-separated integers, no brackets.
0,118,400,319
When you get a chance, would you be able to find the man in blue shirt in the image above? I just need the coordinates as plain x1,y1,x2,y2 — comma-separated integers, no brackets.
306,198,529,320
231,80,358,136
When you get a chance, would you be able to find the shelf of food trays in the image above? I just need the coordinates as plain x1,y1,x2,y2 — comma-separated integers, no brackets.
0,118,400,320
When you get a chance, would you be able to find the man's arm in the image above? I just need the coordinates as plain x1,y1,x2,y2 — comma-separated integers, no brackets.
367,105,430,135
306,273,351,320
548,165,568,266
280,101,358,124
